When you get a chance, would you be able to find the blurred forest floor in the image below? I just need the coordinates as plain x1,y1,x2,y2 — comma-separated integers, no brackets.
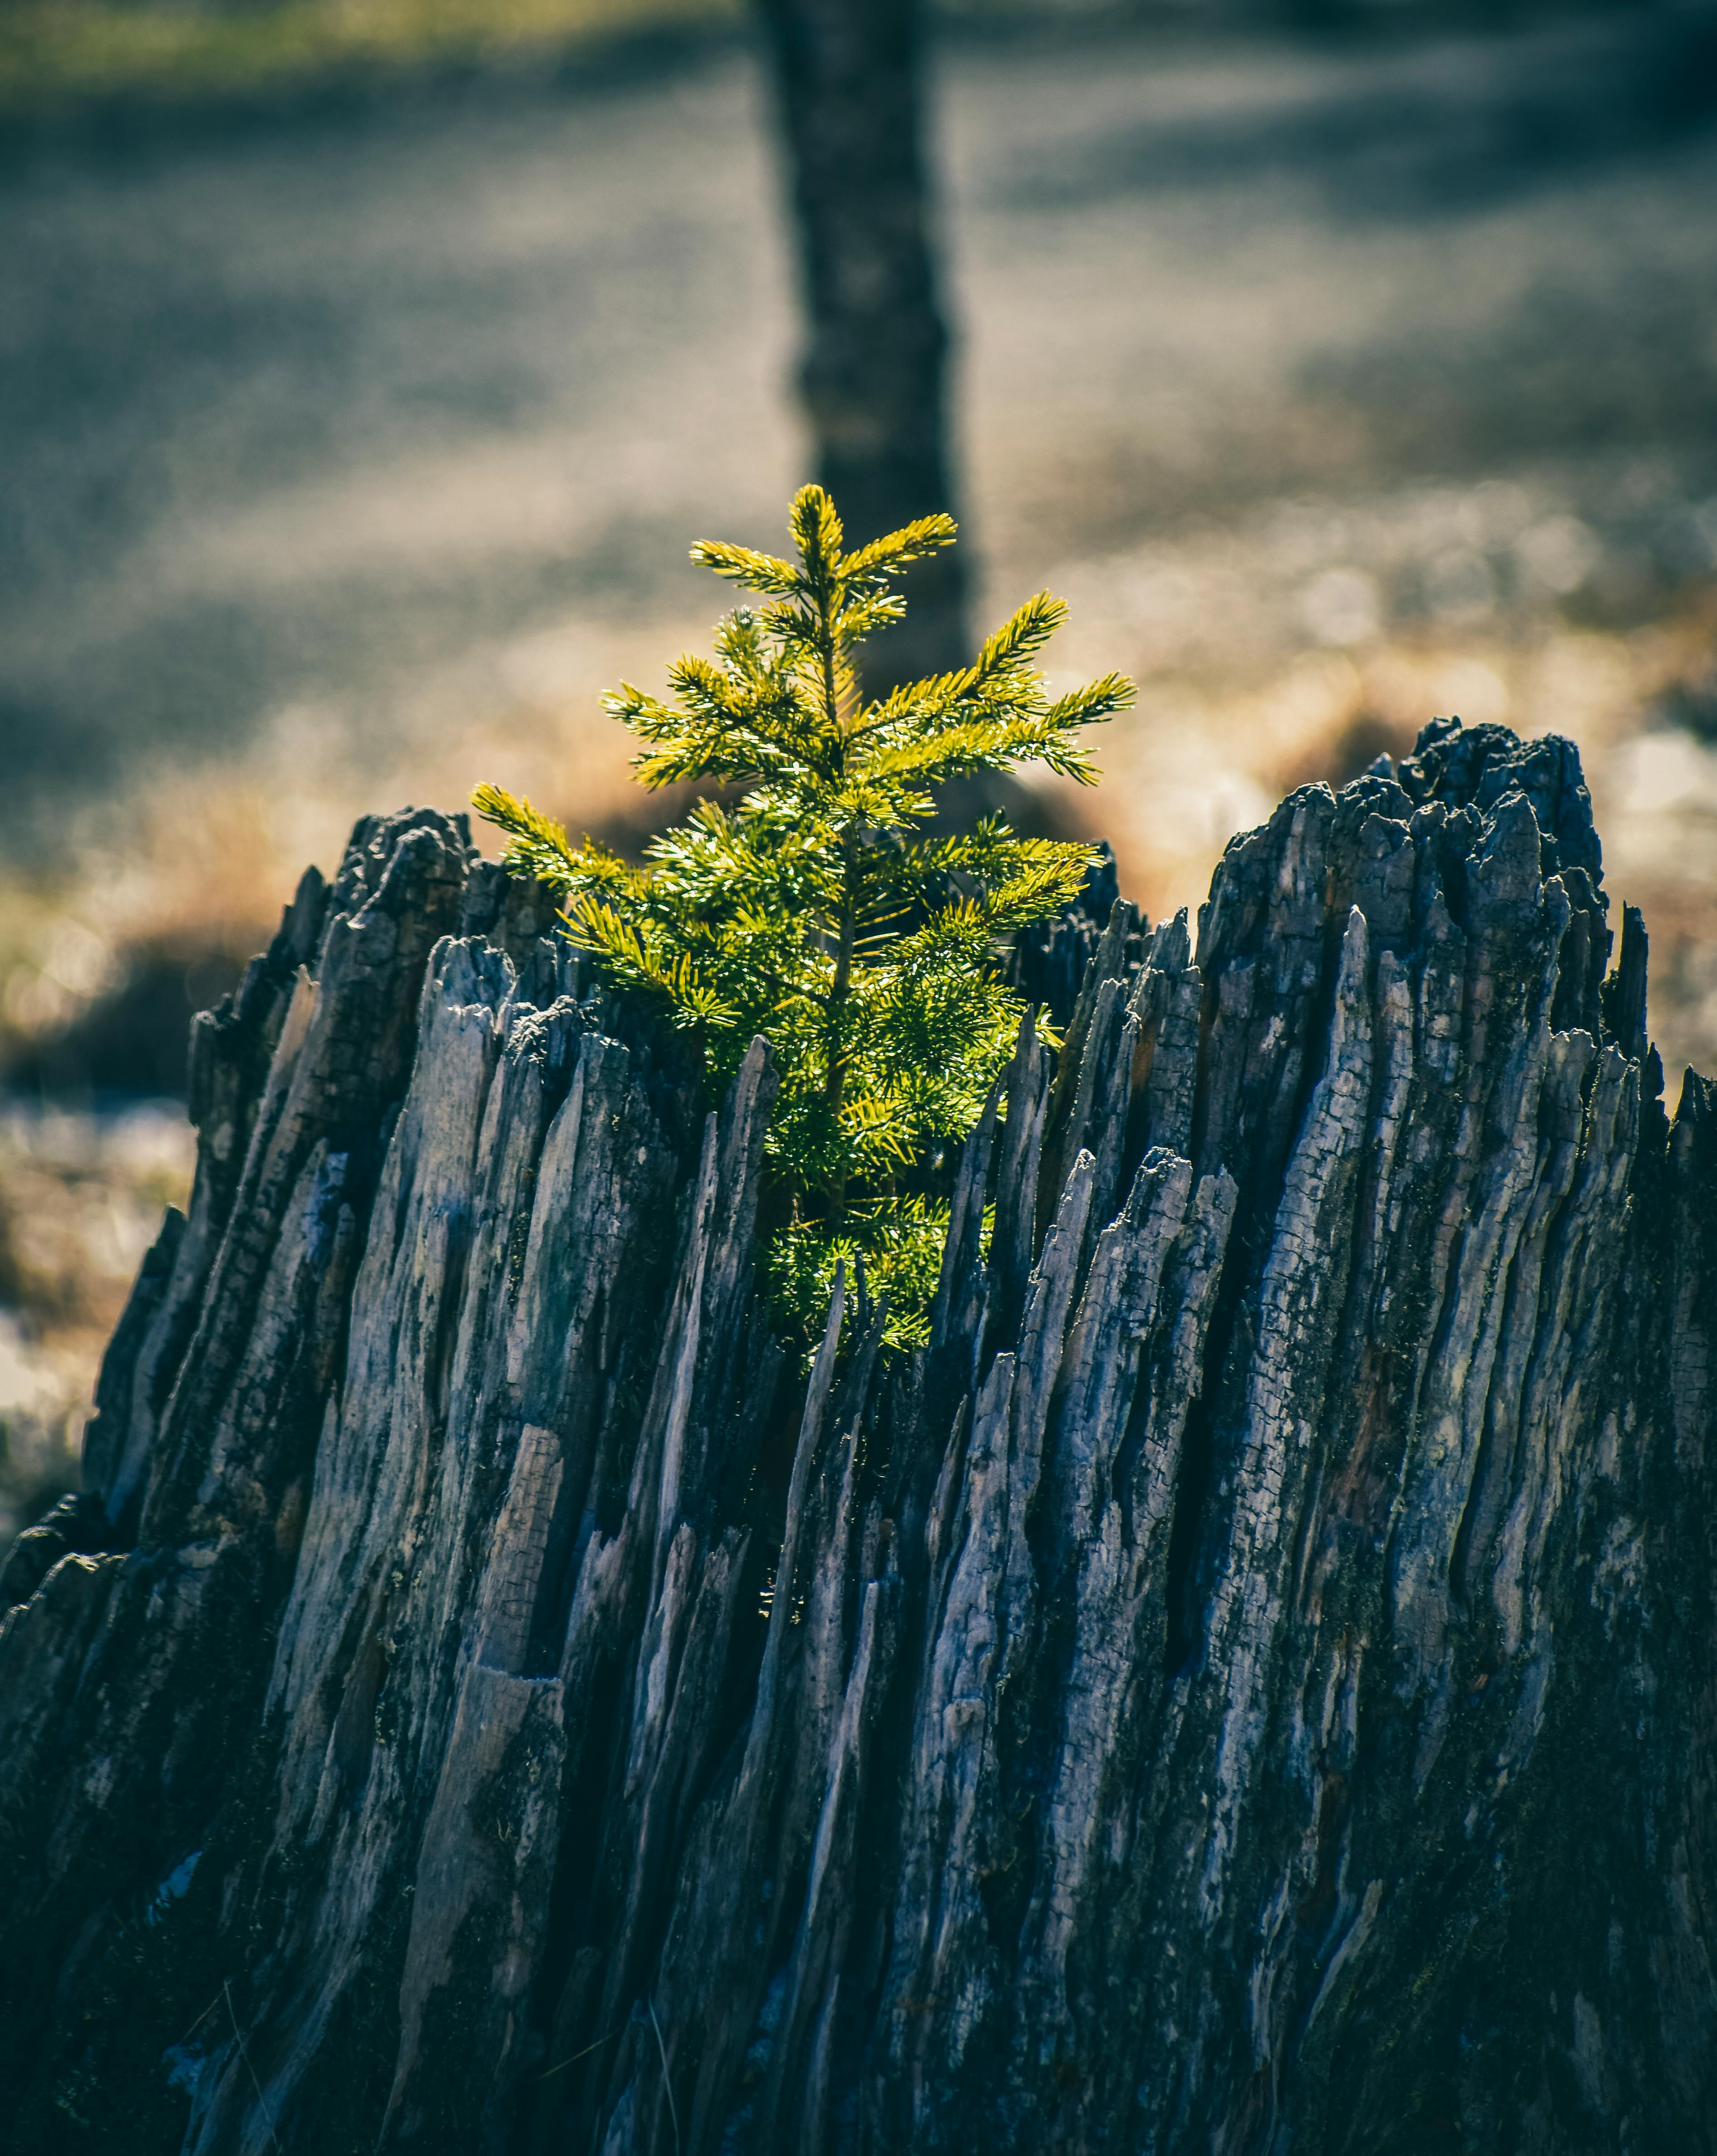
2,1,1715,1532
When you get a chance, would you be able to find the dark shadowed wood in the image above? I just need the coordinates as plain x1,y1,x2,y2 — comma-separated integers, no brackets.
2,722,1713,2155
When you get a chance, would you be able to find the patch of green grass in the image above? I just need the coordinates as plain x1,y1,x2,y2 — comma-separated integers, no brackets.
0,0,739,111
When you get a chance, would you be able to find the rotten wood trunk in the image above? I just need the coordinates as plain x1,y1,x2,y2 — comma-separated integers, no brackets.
2,719,1713,2155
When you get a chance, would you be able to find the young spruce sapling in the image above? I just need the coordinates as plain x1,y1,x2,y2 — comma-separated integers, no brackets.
475,485,1132,1351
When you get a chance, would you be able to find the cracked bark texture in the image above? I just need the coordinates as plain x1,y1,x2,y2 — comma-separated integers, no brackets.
1,717,1713,2156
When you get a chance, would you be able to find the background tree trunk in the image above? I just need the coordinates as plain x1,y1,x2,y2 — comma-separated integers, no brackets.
2,721,1713,2154
753,0,966,687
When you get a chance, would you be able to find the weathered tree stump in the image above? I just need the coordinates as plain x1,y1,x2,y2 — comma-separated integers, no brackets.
1,719,1712,2155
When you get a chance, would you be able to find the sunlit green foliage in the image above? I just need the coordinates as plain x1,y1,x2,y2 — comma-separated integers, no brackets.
476,484,1131,1349
762,1196,981,1358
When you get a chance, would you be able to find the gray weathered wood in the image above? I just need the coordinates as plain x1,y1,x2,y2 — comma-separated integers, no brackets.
2,720,1713,2153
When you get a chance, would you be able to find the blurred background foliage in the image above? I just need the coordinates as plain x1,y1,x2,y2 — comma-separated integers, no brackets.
0,0,739,110
1,0,1715,1535
1,0,1692,118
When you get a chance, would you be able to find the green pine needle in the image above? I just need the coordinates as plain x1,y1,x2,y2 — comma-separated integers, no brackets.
477,484,1133,1355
